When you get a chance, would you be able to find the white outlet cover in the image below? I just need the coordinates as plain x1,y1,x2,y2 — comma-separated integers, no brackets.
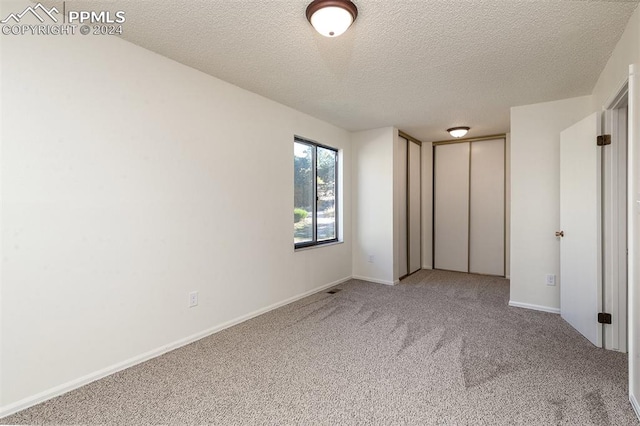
189,291,198,307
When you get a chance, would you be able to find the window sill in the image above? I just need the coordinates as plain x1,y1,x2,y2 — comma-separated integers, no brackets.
294,240,344,252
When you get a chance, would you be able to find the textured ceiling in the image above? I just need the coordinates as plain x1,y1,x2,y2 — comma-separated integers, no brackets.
46,0,639,141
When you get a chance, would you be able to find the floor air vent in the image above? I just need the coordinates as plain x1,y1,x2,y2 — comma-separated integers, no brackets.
327,289,342,294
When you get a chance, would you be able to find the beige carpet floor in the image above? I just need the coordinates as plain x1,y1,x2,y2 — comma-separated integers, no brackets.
3,270,638,425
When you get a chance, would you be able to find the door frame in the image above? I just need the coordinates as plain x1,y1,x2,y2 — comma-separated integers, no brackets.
627,63,640,419
406,137,422,276
603,81,629,352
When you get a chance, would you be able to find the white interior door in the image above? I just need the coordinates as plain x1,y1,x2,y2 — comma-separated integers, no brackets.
434,142,470,272
560,112,602,348
469,139,505,276
408,141,421,274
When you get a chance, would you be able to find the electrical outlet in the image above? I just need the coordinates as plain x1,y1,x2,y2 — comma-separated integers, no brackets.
546,274,556,286
368,255,375,263
189,291,198,307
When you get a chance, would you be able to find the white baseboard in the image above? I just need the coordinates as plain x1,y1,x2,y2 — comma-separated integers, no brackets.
508,300,560,314
352,275,395,286
0,276,353,419
422,264,433,270
631,393,640,422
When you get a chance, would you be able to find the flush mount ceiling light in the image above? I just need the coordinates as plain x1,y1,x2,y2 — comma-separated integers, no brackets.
447,127,470,138
306,0,358,38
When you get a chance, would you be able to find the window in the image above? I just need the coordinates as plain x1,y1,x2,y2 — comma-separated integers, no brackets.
294,137,338,248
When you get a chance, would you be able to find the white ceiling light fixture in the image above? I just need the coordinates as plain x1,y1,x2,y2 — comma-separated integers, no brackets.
306,0,358,38
447,127,470,138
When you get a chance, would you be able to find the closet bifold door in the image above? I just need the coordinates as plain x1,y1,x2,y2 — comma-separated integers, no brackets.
408,140,421,274
398,136,409,278
469,139,505,276
434,142,470,272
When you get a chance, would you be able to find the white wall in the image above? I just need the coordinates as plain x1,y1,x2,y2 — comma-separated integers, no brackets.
510,96,592,311
591,6,640,111
352,127,395,285
0,29,352,412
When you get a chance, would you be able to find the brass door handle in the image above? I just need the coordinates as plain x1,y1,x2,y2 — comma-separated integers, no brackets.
555,231,564,237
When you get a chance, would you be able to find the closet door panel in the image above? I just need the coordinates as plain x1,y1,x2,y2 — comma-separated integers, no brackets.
434,142,470,272
398,137,408,278
408,141,421,274
469,139,505,276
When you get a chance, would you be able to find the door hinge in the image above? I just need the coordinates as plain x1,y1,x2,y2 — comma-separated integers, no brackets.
597,135,611,146
598,312,612,324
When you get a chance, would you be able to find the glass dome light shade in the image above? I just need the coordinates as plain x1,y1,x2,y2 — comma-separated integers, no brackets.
306,0,358,38
447,127,471,138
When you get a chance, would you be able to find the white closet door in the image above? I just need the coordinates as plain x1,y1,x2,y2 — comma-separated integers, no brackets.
408,141,421,274
434,142,470,272
398,137,408,278
469,139,505,276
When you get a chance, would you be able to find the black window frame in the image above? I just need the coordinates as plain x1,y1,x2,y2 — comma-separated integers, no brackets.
294,136,339,249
